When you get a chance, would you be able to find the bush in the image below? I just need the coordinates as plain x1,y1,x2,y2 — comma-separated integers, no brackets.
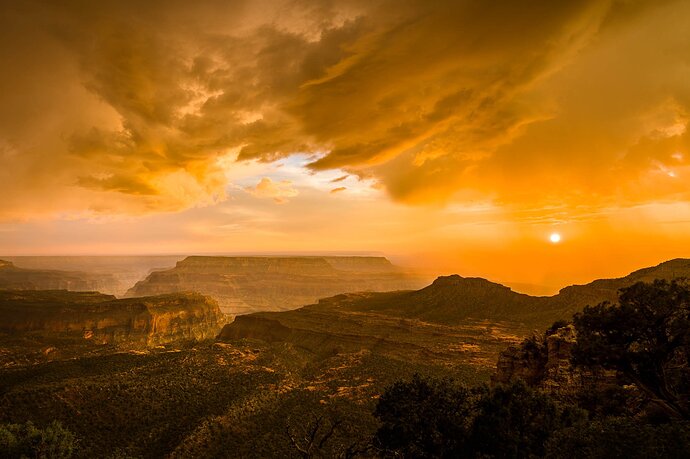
0,420,77,458
545,417,690,459
373,374,484,458
373,376,584,458
470,381,585,458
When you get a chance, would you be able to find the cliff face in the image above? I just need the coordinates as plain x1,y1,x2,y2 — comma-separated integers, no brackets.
126,256,429,315
0,290,225,345
0,259,119,293
493,325,614,401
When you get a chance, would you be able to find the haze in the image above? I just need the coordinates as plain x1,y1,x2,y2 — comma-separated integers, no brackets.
2,0,690,294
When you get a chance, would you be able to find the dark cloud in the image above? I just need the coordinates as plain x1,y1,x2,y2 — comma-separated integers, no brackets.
1,0,689,220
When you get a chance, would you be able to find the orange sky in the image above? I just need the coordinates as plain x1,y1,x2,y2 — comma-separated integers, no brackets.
1,0,690,294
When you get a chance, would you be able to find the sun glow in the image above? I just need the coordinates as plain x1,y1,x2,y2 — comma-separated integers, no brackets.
549,233,561,244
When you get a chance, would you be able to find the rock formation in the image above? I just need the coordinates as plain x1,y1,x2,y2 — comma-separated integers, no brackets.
493,324,618,406
0,290,225,345
127,256,430,315
493,325,580,388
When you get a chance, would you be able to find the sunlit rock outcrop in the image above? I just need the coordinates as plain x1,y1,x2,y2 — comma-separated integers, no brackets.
0,290,224,345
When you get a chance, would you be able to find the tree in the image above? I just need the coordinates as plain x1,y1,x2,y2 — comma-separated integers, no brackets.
286,413,369,459
572,280,690,419
469,381,585,459
373,375,583,458
545,417,690,459
373,374,484,458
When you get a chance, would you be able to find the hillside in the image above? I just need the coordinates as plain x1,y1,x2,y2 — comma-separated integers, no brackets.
126,256,430,315
549,258,690,317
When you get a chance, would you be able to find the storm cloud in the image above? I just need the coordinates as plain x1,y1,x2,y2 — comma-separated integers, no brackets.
1,0,689,220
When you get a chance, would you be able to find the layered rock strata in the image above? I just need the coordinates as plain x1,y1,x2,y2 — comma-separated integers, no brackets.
0,290,225,345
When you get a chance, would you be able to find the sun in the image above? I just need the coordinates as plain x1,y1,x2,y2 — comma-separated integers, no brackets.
549,232,561,244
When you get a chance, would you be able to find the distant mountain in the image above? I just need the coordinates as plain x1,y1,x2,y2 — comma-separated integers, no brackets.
220,258,690,353
0,259,120,293
336,274,552,323
0,289,224,347
548,258,690,316
1,256,183,296
126,256,431,315
321,258,690,326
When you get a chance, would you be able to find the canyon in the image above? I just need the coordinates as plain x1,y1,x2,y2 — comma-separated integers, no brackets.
1,258,689,457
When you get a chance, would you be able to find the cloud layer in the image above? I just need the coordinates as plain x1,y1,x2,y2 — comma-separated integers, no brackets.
1,0,689,220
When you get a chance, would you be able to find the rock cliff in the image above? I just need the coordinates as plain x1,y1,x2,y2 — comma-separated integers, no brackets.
493,324,617,405
126,256,429,315
0,290,225,345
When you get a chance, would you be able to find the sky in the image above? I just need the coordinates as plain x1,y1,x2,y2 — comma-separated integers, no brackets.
1,0,690,294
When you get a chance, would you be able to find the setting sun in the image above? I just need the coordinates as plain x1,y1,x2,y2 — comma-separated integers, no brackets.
549,233,562,244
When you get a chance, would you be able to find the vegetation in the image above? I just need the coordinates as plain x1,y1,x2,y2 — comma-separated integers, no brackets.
572,279,690,420
373,378,584,458
1,338,458,458
0,420,77,458
373,375,483,457
370,280,690,458
545,417,690,459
